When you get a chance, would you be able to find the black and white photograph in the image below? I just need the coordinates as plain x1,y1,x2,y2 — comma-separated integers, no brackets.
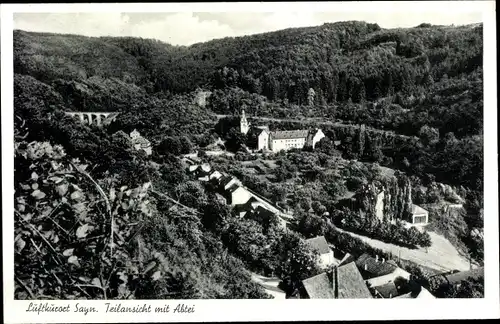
2,1,499,322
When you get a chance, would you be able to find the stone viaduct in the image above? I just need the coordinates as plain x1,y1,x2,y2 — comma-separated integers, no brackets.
64,112,119,126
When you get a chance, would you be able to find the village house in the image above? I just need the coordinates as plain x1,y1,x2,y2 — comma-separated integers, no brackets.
240,110,325,152
188,163,294,230
372,281,400,298
205,169,293,229
355,253,400,280
370,274,424,299
355,253,438,298
234,197,291,230
302,273,335,299
365,264,411,288
305,236,336,269
220,175,241,191
210,174,250,206
226,185,253,206
193,89,212,108
394,287,436,299
247,205,288,229
334,262,373,299
410,204,429,225
301,261,372,299
130,129,152,155
338,253,356,266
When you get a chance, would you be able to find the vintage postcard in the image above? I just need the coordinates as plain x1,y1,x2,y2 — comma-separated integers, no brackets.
1,1,499,323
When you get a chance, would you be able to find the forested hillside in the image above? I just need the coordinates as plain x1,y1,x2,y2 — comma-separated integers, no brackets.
13,21,483,143
13,21,484,299
14,21,482,104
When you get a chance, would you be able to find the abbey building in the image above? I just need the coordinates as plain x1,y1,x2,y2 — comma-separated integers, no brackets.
240,110,325,153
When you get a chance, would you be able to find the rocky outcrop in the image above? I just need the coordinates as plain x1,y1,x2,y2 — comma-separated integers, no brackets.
355,173,412,223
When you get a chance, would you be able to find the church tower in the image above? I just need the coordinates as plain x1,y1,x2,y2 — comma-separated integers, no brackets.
240,109,249,134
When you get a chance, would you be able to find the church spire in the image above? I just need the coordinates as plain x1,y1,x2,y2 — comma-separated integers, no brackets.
240,108,249,134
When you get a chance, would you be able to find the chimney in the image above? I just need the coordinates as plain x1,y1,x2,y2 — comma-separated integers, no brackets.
382,258,385,263
333,266,339,299
364,263,368,271
375,255,379,262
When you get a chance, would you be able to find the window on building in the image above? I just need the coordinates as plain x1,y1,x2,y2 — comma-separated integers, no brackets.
413,215,427,224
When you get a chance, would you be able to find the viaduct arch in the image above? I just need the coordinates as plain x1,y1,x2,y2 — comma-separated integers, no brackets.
64,112,119,126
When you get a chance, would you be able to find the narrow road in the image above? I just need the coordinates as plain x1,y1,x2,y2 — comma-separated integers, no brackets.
335,227,473,272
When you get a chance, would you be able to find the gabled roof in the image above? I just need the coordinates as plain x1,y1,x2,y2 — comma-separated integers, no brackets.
394,292,412,299
302,273,335,299
247,126,268,137
220,175,237,188
255,125,269,131
411,204,428,215
254,205,276,219
130,129,140,138
416,287,436,299
355,253,398,279
306,129,323,142
373,282,398,298
366,267,411,287
305,236,331,255
271,130,309,140
247,196,260,207
338,253,356,266
395,287,436,299
335,262,373,299
228,184,244,194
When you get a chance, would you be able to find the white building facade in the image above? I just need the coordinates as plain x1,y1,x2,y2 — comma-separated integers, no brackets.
310,129,326,148
269,130,308,152
239,111,325,153
411,205,429,224
257,129,269,151
305,236,336,269
229,186,253,206
375,191,385,221
318,250,336,269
